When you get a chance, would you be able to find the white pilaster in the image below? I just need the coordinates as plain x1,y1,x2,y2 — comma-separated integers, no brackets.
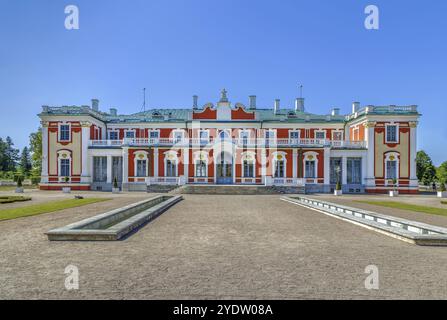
40,122,49,183
323,147,330,185
342,156,348,185
183,148,189,179
80,122,91,183
154,148,159,177
365,122,376,188
409,123,418,187
292,149,297,179
106,155,112,184
261,149,267,183
122,147,129,183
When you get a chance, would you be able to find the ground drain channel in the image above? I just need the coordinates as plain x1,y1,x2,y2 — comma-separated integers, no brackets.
281,196,447,246
46,195,183,241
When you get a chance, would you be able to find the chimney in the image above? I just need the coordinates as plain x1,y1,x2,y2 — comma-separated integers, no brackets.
274,99,280,114
109,108,117,116
295,98,305,112
91,99,99,111
352,102,360,114
331,107,340,116
193,95,198,109
249,95,257,109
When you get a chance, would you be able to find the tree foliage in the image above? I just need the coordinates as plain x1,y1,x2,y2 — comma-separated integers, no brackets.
416,150,437,185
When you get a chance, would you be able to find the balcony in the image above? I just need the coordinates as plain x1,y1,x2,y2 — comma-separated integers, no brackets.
89,138,366,149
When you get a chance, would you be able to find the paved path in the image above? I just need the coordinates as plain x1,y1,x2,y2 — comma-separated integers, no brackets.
1,194,447,299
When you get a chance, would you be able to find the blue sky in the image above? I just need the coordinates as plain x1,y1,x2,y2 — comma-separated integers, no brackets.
0,0,446,164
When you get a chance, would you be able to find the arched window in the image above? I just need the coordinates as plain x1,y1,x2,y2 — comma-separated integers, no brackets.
242,152,256,178
164,151,178,177
57,150,71,180
272,152,286,178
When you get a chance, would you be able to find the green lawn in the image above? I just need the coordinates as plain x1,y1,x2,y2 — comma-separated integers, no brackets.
356,200,447,217
0,198,110,221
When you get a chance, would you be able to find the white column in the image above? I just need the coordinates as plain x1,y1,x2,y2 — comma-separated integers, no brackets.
292,149,297,179
41,123,49,183
365,122,376,188
261,149,267,183
409,124,418,187
122,147,129,183
106,155,112,184
154,148,159,177
323,147,330,185
342,156,348,185
183,147,189,180
80,123,91,183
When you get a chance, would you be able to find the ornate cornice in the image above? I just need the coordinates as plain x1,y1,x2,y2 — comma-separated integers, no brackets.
364,121,376,128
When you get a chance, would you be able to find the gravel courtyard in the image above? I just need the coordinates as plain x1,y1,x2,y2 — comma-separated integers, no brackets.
1,192,447,299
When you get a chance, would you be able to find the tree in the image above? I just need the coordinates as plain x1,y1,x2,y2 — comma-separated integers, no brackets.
416,150,436,185
29,129,42,175
19,147,32,177
437,161,447,185
1,136,19,172
0,137,6,172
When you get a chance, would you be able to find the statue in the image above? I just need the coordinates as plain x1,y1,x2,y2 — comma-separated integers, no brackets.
220,88,229,103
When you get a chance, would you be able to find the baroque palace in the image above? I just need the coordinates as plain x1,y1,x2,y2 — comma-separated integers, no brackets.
38,89,420,194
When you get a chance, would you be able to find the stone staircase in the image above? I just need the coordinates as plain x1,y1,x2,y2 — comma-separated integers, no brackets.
147,185,181,193
177,185,305,195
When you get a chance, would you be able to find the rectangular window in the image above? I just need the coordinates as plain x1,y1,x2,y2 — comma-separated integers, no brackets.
305,160,316,178
347,158,362,184
199,130,208,139
195,160,207,177
60,158,70,177
274,160,285,178
93,156,107,182
166,160,177,177
386,125,398,143
136,160,147,177
243,160,254,178
332,131,343,141
173,131,183,143
109,131,118,140
315,131,325,140
289,131,299,140
330,158,342,184
125,131,135,139
150,131,159,139
59,125,70,141
386,160,397,180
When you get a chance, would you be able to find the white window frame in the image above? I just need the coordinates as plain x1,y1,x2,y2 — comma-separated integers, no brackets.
193,151,208,177
385,124,399,143
241,151,256,178
164,151,179,177
272,151,287,178
125,129,136,139
315,130,326,140
198,129,210,141
303,151,319,179
58,123,71,142
172,129,185,143
57,150,72,181
149,129,160,139
289,130,300,140
332,131,343,141
133,151,149,177
384,152,400,184
108,129,119,140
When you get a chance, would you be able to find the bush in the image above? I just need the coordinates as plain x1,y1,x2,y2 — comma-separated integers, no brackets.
30,176,41,185
440,182,447,192
64,176,70,183
113,177,118,188
335,182,342,191
0,196,32,204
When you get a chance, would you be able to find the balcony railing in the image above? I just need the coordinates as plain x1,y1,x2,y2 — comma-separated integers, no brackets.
89,138,366,149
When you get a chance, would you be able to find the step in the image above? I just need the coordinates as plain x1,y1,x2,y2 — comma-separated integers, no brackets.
178,185,303,195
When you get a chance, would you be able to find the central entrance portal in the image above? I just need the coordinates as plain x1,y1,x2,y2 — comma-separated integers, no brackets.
216,151,233,184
